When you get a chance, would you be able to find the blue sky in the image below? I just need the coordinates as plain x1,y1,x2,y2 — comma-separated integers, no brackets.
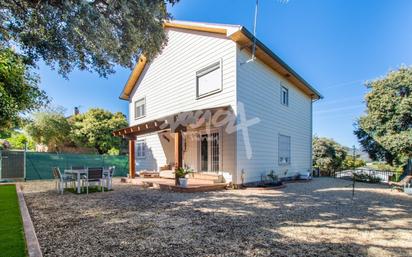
37,0,412,148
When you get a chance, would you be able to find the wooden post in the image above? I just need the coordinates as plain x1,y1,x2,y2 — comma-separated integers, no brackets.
129,140,136,179
174,132,183,185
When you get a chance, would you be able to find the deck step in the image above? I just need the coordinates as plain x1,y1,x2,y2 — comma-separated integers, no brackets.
191,172,222,183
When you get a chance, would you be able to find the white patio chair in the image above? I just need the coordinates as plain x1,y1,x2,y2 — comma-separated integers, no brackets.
85,167,105,194
104,166,116,190
52,167,75,194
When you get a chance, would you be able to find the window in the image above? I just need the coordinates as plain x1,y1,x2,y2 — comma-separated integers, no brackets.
136,140,146,158
278,134,291,165
134,98,145,119
281,85,289,106
196,60,222,98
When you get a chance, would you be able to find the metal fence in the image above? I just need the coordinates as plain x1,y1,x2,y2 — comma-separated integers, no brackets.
0,151,25,179
335,168,394,183
0,150,129,180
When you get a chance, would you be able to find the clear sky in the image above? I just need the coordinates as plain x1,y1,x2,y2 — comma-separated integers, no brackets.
36,0,412,148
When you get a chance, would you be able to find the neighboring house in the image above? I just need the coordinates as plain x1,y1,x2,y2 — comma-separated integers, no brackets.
114,20,322,185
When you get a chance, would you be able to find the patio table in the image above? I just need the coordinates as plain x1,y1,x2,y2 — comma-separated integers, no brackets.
64,168,111,194
64,169,88,194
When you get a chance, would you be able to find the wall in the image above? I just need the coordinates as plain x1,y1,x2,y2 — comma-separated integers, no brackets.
129,28,238,175
236,49,313,184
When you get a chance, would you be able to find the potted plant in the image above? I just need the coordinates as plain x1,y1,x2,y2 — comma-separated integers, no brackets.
175,167,193,187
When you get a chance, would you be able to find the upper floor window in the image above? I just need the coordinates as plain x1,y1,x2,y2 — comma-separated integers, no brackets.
281,85,289,106
196,60,222,98
134,98,145,119
278,134,291,165
136,139,146,158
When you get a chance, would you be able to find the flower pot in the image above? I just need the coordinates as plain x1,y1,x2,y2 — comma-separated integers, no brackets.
179,178,188,188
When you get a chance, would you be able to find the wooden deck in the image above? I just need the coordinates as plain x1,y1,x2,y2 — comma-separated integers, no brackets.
121,177,228,192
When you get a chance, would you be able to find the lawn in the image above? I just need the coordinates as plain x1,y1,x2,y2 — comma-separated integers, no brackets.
23,178,412,257
0,185,26,257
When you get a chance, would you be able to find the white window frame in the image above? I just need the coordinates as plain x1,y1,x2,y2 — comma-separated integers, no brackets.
196,60,223,99
280,84,289,106
278,134,291,166
134,97,146,120
136,139,146,159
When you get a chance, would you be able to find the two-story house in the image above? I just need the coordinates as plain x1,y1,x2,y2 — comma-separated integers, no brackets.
113,20,322,185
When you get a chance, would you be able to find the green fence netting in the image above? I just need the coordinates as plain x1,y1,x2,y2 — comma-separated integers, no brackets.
26,152,129,180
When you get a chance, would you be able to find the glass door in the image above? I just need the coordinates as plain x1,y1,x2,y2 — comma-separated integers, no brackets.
200,134,209,171
199,132,220,172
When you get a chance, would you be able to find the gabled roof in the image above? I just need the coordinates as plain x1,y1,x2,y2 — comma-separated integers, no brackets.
119,20,323,100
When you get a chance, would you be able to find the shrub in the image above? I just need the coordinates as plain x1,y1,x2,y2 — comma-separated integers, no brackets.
353,173,381,183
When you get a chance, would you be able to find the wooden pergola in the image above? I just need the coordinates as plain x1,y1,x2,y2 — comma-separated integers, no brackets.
112,106,231,184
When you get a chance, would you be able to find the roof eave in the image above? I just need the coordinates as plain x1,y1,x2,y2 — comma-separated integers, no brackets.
239,27,323,100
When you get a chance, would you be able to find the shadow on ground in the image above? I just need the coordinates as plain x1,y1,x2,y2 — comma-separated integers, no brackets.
22,178,412,257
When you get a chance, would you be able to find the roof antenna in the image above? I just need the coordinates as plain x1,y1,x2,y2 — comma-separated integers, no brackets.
241,0,259,65
241,0,289,65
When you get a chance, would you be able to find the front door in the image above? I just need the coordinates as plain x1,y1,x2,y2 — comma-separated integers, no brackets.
199,132,220,172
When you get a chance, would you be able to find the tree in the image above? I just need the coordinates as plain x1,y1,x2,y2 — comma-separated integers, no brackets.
6,131,35,150
313,136,347,176
354,67,412,165
1,0,179,77
0,47,48,131
25,108,71,151
70,108,128,154
342,156,366,170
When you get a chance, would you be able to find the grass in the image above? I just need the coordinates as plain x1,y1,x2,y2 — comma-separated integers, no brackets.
0,185,27,257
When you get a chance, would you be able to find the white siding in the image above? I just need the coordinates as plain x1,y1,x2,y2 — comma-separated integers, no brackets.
128,28,238,175
135,133,174,172
129,28,237,125
236,49,313,184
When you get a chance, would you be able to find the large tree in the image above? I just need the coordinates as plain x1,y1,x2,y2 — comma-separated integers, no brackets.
25,108,71,151
354,67,412,165
313,136,347,176
70,108,128,154
0,47,48,130
0,0,178,77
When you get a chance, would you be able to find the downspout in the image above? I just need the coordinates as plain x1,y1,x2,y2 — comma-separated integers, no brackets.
310,96,321,173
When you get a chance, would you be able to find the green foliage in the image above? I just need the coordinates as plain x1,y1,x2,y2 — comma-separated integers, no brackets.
25,108,71,149
6,131,35,150
313,136,347,175
0,47,48,130
107,147,120,156
355,67,412,165
0,0,179,77
353,173,381,183
175,167,193,178
342,156,366,170
70,108,128,154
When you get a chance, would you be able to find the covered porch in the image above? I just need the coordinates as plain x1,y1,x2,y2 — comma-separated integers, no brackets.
113,106,235,187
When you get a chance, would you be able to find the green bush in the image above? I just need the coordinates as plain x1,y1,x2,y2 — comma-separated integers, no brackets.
353,173,381,183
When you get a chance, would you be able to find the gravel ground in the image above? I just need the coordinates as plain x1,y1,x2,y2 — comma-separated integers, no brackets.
22,178,412,257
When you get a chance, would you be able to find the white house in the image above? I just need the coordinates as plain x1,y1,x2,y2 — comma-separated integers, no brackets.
113,20,322,185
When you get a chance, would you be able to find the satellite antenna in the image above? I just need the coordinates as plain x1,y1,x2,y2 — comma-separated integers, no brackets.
242,0,289,65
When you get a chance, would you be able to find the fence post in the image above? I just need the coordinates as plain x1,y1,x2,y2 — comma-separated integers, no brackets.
24,143,27,181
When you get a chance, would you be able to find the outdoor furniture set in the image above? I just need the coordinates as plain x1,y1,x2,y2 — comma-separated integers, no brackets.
52,166,115,194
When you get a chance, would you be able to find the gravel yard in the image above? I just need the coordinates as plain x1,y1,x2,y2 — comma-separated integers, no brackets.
22,178,412,257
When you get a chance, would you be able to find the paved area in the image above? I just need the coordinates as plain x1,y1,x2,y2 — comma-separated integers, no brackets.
22,178,412,257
